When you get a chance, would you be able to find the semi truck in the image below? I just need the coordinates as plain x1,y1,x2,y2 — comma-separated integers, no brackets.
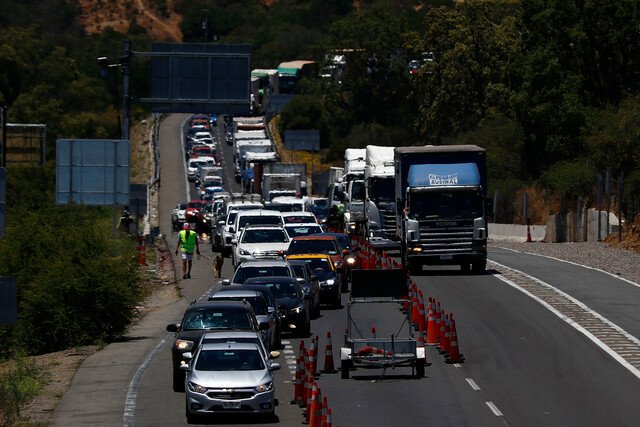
394,145,488,274
277,60,316,94
342,148,366,235
364,145,399,249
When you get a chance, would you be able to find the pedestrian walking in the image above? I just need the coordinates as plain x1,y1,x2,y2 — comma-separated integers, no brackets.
214,254,224,278
175,222,200,279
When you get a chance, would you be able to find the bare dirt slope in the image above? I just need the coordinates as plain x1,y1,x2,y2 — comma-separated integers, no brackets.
78,0,182,41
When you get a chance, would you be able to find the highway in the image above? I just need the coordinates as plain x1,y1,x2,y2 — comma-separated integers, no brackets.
53,114,640,426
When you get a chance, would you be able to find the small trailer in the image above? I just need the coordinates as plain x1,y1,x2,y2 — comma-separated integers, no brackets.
340,269,426,379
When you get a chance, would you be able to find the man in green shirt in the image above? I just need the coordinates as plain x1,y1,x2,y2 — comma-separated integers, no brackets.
175,222,200,279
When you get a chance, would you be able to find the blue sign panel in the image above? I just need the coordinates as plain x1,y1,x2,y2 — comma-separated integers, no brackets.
56,139,130,206
145,43,251,115
284,130,320,152
0,277,17,326
407,163,480,188
266,95,295,114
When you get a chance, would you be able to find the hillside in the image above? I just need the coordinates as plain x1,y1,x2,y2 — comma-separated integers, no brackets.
78,0,183,41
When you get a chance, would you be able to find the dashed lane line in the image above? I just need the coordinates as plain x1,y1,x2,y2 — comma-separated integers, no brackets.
490,260,640,381
486,401,504,417
466,378,481,391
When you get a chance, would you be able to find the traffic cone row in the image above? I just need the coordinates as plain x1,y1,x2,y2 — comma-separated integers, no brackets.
401,286,466,364
350,235,401,271
294,335,339,425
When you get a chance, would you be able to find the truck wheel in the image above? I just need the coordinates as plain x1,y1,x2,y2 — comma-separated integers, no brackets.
415,359,425,379
341,360,351,379
472,260,486,274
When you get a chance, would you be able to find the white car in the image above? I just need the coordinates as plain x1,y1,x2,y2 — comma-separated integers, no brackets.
233,225,290,268
187,156,217,181
171,203,187,231
284,222,324,238
220,203,265,256
281,211,318,224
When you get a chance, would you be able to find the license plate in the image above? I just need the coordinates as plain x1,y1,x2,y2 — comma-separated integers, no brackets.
222,401,241,409
440,254,453,260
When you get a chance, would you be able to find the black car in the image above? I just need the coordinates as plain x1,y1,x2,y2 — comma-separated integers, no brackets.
166,300,267,392
287,260,321,317
244,276,311,337
224,284,283,348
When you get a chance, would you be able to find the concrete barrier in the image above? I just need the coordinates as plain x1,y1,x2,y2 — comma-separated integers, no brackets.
488,223,546,242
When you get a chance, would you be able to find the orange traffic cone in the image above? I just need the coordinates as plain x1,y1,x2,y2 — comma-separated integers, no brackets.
446,318,465,363
309,383,321,427
313,335,319,376
437,308,446,350
439,314,451,355
138,235,147,265
325,407,333,427
306,381,317,423
426,301,438,345
417,295,426,332
320,396,328,427
322,332,336,373
308,338,316,378
292,355,304,405
411,295,421,328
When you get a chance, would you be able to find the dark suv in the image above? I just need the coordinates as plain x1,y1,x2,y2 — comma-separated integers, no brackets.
166,300,268,392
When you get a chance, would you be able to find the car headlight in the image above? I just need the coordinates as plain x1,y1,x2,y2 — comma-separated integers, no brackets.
175,339,194,351
320,279,335,287
188,382,208,394
292,305,304,314
255,381,273,393
238,248,251,256
346,256,355,265
334,261,343,268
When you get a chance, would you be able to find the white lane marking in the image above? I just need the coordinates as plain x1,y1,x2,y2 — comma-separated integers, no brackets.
281,340,291,345
123,334,171,426
453,363,462,368
466,378,481,391
494,246,640,289
486,401,504,416
284,349,294,354
491,261,640,381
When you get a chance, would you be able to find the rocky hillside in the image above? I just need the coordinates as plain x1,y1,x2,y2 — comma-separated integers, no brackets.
78,0,183,41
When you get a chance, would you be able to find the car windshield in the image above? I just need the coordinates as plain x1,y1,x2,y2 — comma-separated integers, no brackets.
262,281,298,298
195,349,264,371
288,239,338,255
212,296,268,315
267,204,297,212
351,181,365,201
285,225,323,237
298,258,333,272
182,308,253,331
283,215,314,224
334,235,351,250
242,229,289,243
238,215,282,228
233,266,291,284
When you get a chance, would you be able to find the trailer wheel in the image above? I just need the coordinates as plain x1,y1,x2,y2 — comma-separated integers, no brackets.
341,360,351,379
415,359,425,379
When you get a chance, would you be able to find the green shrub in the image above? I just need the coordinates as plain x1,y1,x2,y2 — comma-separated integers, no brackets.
539,159,597,200
0,204,140,357
0,355,43,425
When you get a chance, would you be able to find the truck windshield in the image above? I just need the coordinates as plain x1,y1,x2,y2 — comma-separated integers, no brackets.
370,178,394,204
409,190,483,220
350,181,365,201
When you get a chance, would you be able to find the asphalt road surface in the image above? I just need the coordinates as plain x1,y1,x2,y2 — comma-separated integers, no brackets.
53,114,640,427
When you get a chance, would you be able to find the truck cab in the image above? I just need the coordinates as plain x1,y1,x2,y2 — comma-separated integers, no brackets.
395,146,488,274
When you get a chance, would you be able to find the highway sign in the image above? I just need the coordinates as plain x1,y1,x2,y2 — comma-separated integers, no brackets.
56,139,130,206
284,130,320,152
